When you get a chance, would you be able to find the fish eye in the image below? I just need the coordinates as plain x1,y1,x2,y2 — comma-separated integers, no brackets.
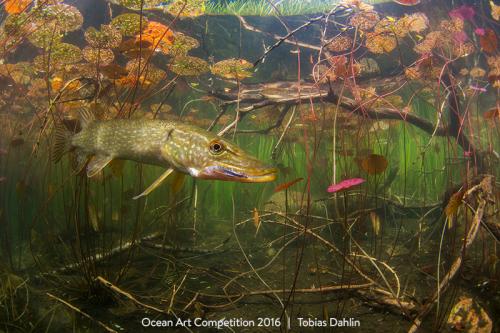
209,140,225,155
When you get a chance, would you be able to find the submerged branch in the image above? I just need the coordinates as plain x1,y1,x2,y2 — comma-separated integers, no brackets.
209,78,484,154
46,293,117,333
407,175,494,333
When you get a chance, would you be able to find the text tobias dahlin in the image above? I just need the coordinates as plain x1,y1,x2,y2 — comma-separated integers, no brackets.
298,317,360,328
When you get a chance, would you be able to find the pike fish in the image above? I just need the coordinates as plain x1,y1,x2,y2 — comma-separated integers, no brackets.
53,109,277,199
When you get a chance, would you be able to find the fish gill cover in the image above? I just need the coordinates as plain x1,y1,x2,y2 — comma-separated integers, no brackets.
0,0,498,332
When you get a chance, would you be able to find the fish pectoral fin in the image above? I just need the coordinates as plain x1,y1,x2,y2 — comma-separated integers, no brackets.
133,167,174,200
87,155,113,178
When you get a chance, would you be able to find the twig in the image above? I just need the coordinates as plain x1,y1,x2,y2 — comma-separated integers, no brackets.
237,16,321,54
46,292,117,333
95,276,168,315
407,175,494,333
236,105,291,134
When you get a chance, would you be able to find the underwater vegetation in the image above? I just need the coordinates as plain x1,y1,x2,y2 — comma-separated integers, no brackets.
0,0,499,332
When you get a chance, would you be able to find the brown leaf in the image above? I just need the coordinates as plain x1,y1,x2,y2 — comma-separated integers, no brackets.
445,190,465,218
480,29,498,55
274,178,303,193
360,154,388,175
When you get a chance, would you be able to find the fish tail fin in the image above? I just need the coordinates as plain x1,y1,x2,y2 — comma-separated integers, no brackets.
52,122,72,163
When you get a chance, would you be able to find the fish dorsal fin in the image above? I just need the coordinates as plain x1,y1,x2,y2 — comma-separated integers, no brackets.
133,167,174,200
87,155,113,178
80,108,96,129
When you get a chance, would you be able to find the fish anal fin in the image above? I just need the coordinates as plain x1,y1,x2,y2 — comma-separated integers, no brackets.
133,168,174,200
87,155,113,178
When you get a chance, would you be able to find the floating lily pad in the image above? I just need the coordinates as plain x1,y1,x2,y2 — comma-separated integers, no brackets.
211,58,253,79
83,47,115,66
100,63,129,79
3,13,29,35
349,11,380,31
0,62,34,85
121,59,166,85
327,35,353,52
33,4,83,33
359,57,380,75
27,28,64,49
365,33,397,54
167,0,206,17
114,0,163,10
34,43,82,71
163,32,199,56
111,13,148,37
170,55,209,76
51,43,82,64
85,25,122,49
119,38,155,59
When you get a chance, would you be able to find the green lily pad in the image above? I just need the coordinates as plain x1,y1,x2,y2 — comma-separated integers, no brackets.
85,25,122,49
111,13,148,37
211,58,253,79
170,55,209,76
83,47,115,66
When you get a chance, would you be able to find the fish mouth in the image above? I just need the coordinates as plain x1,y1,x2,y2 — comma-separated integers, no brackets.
199,165,277,183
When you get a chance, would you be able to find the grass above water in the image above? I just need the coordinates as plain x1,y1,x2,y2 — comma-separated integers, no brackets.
205,0,390,16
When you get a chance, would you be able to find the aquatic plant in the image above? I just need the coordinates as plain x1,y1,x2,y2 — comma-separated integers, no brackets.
167,0,206,17
327,35,353,53
210,58,253,80
111,13,148,36
170,55,209,76
82,47,115,66
27,28,64,49
85,25,122,49
140,21,175,50
349,11,380,31
365,32,397,54
163,32,199,56
114,0,163,10
32,3,83,33
4,0,32,15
